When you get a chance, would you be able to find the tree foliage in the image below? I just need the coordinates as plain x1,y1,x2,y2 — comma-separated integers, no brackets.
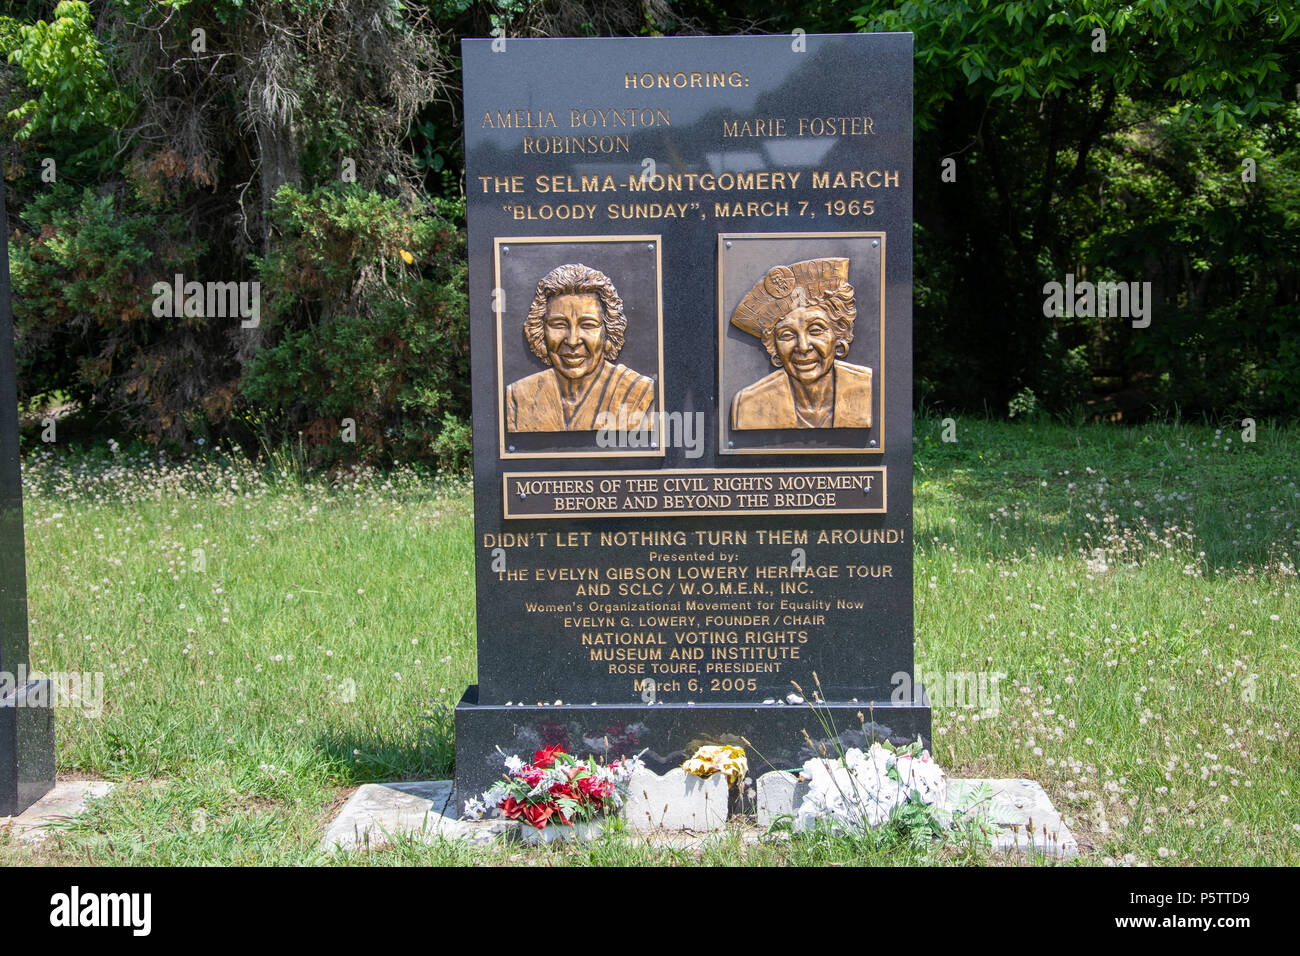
242,184,469,469
0,1,132,173
853,0,1300,418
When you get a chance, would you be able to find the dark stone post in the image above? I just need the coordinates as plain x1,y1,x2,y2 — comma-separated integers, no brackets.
0,186,55,816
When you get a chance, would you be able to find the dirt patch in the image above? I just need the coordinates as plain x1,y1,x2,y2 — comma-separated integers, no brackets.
318,785,359,829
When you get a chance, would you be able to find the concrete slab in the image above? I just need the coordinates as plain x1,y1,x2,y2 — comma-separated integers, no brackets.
947,778,1079,858
0,779,114,844
319,775,1078,858
318,781,511,852
754,771,1078,858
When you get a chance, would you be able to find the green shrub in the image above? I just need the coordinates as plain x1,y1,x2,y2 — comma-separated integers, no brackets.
8,182,208,436
242,183,470,468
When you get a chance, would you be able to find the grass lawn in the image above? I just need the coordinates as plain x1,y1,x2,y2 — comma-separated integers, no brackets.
2,418,1295,866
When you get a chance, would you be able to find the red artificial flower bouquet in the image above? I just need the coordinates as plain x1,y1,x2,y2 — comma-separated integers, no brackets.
464,745,643,830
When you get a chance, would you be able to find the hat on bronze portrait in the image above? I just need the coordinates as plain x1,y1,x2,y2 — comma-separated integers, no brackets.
729,257,872,431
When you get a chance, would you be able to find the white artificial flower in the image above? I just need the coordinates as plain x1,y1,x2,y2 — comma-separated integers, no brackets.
524,767,569,799
546,767,570,787
795,743,946,832
503,754,524,774
611,754,645,782
463,797,486,820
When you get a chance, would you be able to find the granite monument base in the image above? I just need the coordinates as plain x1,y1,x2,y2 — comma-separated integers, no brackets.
454,685,929,810
0,679,56,816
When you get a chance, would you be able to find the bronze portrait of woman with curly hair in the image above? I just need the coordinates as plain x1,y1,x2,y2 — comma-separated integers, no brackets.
505,263,656,433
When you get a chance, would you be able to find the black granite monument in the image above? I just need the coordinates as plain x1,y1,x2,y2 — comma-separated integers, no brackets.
0,187,56,817
455,33,928,803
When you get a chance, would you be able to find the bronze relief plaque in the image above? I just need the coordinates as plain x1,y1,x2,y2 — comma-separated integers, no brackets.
495,236,665,458
718,233,884,454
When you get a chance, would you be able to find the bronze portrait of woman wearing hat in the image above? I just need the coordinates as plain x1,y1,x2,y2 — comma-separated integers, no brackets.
505,262,656,433
730,258,872,430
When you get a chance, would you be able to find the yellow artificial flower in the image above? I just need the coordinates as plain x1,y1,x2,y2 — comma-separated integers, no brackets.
681,745,748,786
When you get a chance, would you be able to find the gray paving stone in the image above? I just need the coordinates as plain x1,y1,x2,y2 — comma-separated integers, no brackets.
318,780,510,851
0,779,114,843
